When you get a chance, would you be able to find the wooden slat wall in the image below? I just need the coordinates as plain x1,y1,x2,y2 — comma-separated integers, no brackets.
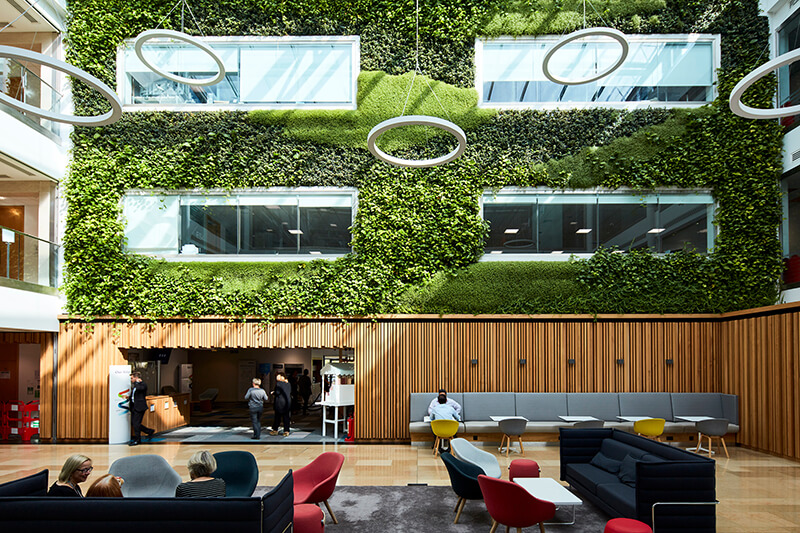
51,316,721,442
718,307,800,459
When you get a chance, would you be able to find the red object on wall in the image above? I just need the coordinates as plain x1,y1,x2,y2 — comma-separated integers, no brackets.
785,255,800,285
345,415,354,442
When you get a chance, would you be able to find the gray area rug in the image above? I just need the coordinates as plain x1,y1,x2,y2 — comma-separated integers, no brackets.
256,485,612,532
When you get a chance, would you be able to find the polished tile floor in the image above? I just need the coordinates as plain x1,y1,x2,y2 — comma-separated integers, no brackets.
1,441,798,532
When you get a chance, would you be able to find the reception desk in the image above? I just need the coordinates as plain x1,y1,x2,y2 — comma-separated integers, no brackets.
144,393,191,433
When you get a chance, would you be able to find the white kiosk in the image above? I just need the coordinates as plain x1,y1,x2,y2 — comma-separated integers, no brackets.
109,365,131,444
318,363,354,440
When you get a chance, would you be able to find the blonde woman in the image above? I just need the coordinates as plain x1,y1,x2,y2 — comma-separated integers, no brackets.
175,450,226,497
48,454,93,497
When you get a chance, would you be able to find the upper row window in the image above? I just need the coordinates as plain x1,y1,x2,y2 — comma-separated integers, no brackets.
117,36,359,109
476,34,719,108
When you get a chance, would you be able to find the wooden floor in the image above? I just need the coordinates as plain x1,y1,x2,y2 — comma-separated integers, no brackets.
1,441,798,532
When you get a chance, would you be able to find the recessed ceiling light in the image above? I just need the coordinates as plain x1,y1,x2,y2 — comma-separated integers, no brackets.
612,250,624,254
288,229,303,235
330,223,338,227
490,250,503,254
648,228,665,234
504,228,519,234
309,251,321,254
551,250,563,254
569,221,578,225
576,228,592,234
698,229,708,234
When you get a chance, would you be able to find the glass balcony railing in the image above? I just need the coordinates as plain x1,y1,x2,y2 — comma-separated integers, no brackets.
0,56,64,137
0,225,59,289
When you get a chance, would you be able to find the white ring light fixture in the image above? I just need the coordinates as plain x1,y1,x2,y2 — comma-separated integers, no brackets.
367,115,467,168
729,48,800,119
133,29,226,86
0,45,122,127
542,27,629,85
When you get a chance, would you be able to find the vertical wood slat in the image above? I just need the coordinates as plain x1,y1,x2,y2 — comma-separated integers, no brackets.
44,306,800,457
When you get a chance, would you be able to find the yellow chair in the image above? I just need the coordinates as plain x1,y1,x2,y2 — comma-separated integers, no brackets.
634,418,666,441
431,419,460,456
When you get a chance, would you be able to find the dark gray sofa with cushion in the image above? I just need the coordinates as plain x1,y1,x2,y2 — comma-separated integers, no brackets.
560,428,716,533
0,469,292,533
409,392,739,440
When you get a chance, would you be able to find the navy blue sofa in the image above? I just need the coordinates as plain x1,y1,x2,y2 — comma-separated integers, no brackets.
560,428,716,533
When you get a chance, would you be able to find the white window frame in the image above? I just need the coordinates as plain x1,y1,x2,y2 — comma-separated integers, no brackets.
116,35,360,111
122,187,358,261
475,34,721,110
480,187,716,261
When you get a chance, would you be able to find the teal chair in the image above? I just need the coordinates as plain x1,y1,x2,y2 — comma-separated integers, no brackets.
211,451,259,497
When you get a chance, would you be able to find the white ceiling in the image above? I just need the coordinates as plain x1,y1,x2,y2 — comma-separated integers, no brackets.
0,0,58,33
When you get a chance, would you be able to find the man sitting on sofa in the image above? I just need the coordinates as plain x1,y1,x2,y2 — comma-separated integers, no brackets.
430,393,461,421
428,389,461,418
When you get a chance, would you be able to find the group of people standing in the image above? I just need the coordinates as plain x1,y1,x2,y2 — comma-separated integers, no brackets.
244,369,313,439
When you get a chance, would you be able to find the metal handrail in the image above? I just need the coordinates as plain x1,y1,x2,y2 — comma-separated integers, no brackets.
651,500,719,533
0,224,59,246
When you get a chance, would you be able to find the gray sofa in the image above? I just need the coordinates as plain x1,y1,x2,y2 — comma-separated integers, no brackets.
409,392,739,440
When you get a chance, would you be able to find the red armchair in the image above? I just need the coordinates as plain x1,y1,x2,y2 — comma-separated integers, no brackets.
293,452,345,524
478,474,556,533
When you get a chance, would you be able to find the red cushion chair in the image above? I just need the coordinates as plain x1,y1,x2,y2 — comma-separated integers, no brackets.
293,452,345,524
604,517,653,533
509,459,540,481
478,474,556,532
294,503,325,533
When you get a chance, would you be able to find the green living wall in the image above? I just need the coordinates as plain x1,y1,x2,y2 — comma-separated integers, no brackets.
64,0,783,318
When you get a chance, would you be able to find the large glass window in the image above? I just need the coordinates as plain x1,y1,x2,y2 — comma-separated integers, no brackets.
477,35,719,108
122,188,356,257
779,10,800,130
117,36,359,109
782,172,800,284
482,189,714,256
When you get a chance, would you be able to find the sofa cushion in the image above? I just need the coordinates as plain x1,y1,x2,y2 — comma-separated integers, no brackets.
462,392,515,421
409,421,432,434
617,455,639,486
463,421,499,433
0,470,48,496
618,393,674,421
596,482,637,517
721,394,739,425
600,439,651,462
515,393,568,421
670,393,724,419
525,421,570,432
566,463,620,495
567,393,620,421
590,452,622,474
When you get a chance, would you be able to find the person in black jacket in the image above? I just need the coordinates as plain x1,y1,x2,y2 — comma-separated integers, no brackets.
129,371,155,446
270,372,292,436
298,369,312,415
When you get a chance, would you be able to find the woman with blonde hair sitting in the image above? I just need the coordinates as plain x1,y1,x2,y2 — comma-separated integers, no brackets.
48,454,93,497
175,450,226,497
86,474,123,497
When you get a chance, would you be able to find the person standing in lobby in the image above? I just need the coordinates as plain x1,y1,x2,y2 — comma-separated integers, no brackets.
245,378,269,439
298,369,312,415
271,372,292,436
129,371,154,446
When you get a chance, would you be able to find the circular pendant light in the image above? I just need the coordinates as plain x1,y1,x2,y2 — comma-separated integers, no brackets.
368,115,467,168
0,45,122,127
133,29,226,86
542,27,629,85
729,48,800,119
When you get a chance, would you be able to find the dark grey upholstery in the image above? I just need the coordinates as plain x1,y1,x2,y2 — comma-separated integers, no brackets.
262,470,293,533
696,418,729,437
0,469,47,496
515,393,567,421
721,394,739,425
109,454,182,497
618,393,674,421
567,393,621,420
463,392,515,420
670,393,724,419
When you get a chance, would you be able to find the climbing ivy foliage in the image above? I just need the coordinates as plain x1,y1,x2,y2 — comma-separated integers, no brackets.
63,0,783,318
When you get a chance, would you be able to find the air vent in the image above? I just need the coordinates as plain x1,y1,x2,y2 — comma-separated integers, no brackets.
0,175,12,179
8,0,36,23
793,148,800,162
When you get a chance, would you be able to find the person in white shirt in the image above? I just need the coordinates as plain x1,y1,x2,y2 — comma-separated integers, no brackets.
428,389,461,418
430,394,461,421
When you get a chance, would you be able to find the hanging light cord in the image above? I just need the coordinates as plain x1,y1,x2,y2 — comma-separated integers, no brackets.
154,0,205,37
400,0,451,121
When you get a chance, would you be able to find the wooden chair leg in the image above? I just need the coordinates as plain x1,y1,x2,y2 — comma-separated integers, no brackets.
489,520,498,533
433,436,440,456
454,497,463,513
454,498,466,523
518,436,524,456
324,499,338,524
707,435,713,458
506,437,511,458
720,436,729,458
539,522,546,533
